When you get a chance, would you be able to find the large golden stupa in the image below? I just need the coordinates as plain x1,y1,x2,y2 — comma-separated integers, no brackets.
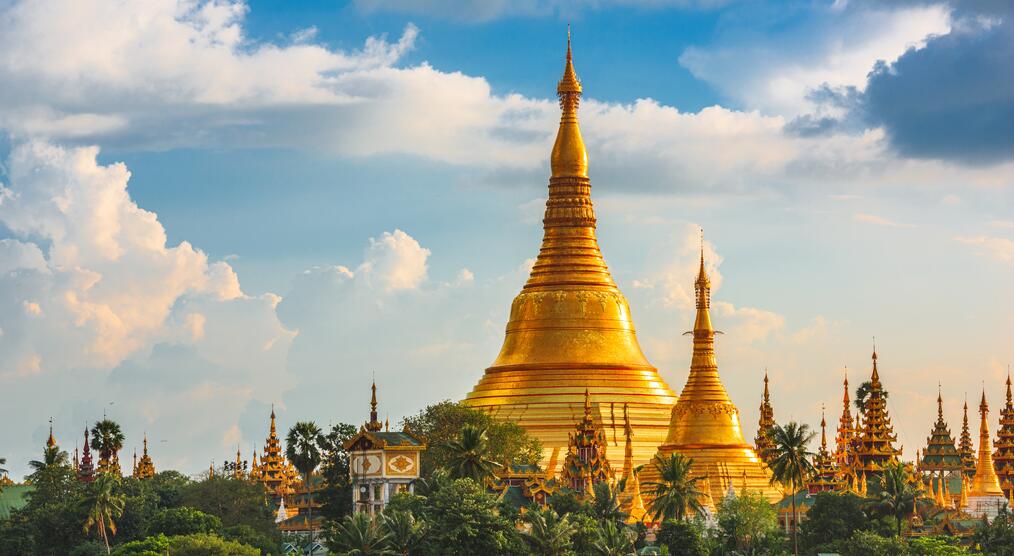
640,252,782,503
462,36,677,473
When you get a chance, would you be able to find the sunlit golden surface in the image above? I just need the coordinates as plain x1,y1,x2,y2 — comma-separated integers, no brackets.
462,36,677,473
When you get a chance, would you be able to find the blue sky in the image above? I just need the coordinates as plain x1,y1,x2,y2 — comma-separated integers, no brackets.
1,0,1013,477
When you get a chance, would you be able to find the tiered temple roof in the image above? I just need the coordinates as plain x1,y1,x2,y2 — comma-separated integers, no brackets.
754,372,776,463
834,369,858,484
133,434,156,479
958,398,977,477
808,409,841,494
560,390,614,494
920,387,962,475
255,406,299,500
994,374,1014,497
853,349,901,476
78,427,95,483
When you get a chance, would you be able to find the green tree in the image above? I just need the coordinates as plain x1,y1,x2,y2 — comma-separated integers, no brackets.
591,481,625,522
798,492,869,553
167,532,259,555
110,533,170,555
30,445,69,473
443,424,502,483
548,489,594,518
567,513,602,555
907,536,970,555
17,452,86,555
90,420,125,473
327,512,395,556
973,506,1014,555
715,491,786,555
381,510,424,555
148,506,222,536
591,520,635,556
643,454,706,522
81,474,126,554
319,422,358,523
286,421,324,546
655,520,707,556
523,508,577,556
401,401,541,476
180,475,279,549
868,462,917,538
763,422,815,556
416,478,522,555
836,530,908,556
854,381,888,413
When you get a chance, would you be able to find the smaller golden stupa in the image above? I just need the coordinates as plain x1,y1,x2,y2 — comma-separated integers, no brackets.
640,246,781,503
966,391,1006,517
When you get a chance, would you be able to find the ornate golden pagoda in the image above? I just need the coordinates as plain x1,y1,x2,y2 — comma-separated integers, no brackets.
640,248,780,503
958,397,977,477
133,434,156,479
969,392,1004,497
920,386,962,475
809,408,841,494
256,406,298,500
462,33,677,472
993,374,1014,497
754,372,776,463
967,391,1006,517
853,349,901,476
560,390,615,493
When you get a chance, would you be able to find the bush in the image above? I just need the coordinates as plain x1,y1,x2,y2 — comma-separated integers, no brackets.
836,530,909,556
167,533,259,556
148,506,222,537
655,519,706,556
111,534,170,556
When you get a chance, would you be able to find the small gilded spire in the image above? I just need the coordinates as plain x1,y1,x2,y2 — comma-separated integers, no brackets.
820,406,828,451
366,381,383,432
270,404,276,434
938,382,944,421
47,417,56,448
582,388,594,426
870,340,881,387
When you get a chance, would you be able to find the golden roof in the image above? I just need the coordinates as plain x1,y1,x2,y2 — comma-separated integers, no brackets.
462,32,677,472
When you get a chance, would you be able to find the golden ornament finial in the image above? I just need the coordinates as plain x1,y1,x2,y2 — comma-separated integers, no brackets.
47,417,56,449
366,380,383,432
820,405,828,450
550,26,587,178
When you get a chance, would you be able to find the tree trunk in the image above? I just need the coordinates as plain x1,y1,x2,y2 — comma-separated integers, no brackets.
100,518,110,554
791,478,798,556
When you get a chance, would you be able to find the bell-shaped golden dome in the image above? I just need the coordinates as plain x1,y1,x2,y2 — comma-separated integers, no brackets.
462,32,677,473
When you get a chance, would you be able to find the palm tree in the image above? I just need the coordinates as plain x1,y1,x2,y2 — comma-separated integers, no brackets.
443,424,502,483
329,512,395,556
287,421,324,547
81,473,125,554
29,445,69,473
90,419,124,474
869,462,918,538
854,381,889,413
523,508,577,556
643,454,706,522
591,520,636,556
763,421,816,556
381,510,423,555
592,481,625,522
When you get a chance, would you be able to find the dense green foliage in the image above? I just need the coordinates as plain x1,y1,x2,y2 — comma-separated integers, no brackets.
714,491,786,555
974,507,1014,555
644,453,706,522
656,519,707,556
400,401,542,476
798,492,868,553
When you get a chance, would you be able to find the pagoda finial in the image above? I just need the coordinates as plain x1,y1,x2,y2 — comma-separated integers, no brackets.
270,404,276,434
763,370,770,401
870,339,880,386
820,405,828,451
1007,367,1012,405
366,381,383,432
938,382,944,421
47,417,56,449
143,433,148,455
550,26,587,178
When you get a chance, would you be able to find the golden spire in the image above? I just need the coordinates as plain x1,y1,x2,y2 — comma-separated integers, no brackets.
551,26,587,179
270,404,276,435
621,403,634,482
821,409,828,451
970,390,1005,496
46,417,56,448
366,381,383,432
679,237,732,406
959,473,968,508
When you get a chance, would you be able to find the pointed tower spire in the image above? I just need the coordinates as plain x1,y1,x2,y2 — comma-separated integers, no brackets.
755,370,776,462
810,405,840,493
920,385,961,476
46,417,56,449
969,390,1004,497
366,381,383,432
270,404,277,435
551,25,586,179
995,369,1014,498
78,426,95,483
959,394,976,476
835,365,856,475
621,403,634,482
